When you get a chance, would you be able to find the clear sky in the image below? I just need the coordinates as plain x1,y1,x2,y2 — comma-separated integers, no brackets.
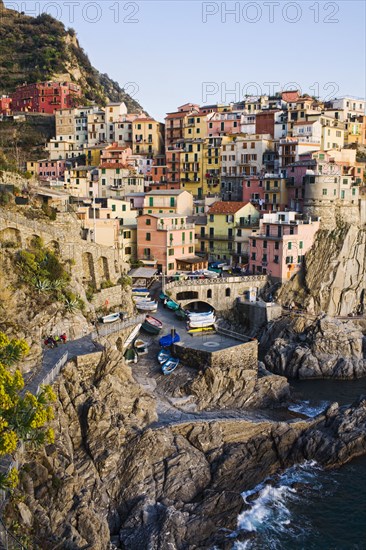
5,0,366,121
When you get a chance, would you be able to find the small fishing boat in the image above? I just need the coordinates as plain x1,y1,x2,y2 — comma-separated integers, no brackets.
187,317,216,329
132,287,149,293
132,294,152,303
187,310,214,318
157,349,171,364
162,357,179,375
123,323,141,349
124,348,138,364
187,326,215,334
166,299,180,311
145,315,163,328
136,300,158,312
132,292,150,300
134,338,149,355
159,292,168,301
98,312,122,324
175,308,187,320
159,332,180,347
141,321,161,334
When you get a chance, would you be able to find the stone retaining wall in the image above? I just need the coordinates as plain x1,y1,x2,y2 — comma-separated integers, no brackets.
172,340,258,370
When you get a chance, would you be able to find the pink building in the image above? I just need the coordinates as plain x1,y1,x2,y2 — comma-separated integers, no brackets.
207,111,241,136
27,159,68,181
242,176,289,213
137,213,199,275
249,211,320,281
100,143,132,166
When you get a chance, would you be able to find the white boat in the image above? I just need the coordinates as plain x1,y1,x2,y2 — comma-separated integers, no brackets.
187,310,214,318
188,317,216,328
187,313,215,323
136,301,158,312
123,323,142,349
133,295,152,303
98,312,121,324
134,338,149,355
132,291,150,298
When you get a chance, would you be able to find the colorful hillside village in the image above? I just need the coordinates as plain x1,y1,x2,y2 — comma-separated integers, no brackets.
1,83,366,281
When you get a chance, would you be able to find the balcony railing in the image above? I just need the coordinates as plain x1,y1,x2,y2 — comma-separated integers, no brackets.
158,223,195,231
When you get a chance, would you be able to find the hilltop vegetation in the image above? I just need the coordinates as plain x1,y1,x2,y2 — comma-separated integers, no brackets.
0,3,143,111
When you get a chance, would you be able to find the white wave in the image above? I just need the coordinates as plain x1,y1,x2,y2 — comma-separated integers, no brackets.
236,461,322,549
288,400,329,417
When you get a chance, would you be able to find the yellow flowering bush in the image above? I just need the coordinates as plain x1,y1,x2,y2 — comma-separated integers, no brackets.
0,332,56,491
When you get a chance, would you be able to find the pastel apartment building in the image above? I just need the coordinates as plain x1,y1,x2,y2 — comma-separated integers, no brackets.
143,190,193,216
10,81,81,114
205,201,260,264
132,116,164,158
249,211,320,281
137,213,196,275
242,176,289,213
26,159,68,181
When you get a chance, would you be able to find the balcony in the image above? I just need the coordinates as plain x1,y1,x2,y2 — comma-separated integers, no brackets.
158,223,195,231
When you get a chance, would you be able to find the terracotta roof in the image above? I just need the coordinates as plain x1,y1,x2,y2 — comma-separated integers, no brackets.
208,201,250,214
293,120,316,126
165,112,186,119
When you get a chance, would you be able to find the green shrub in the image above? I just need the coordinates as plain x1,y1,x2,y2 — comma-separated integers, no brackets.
100,279,114,289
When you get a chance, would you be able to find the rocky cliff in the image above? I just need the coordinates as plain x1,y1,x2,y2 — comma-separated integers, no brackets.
263,315,366,379
4,346,366,549
278,225,366,317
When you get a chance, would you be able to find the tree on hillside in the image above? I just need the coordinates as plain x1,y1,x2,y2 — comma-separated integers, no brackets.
0,332,56,491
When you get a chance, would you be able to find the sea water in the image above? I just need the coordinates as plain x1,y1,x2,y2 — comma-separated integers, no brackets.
234,378,366,550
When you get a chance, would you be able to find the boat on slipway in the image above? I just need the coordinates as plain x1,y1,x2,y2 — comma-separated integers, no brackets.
124,347,138,364
136,300,158,312
157,349,171,364
162,357,179,375
142,315,163,335
98,312,122,324
188,317,216,329
123,324,141,349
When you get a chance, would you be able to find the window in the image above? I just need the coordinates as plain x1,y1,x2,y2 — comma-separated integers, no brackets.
170,197,175,207
209,214,214,222
122,205,126,211
168,248,174,256
322,189,327,196
146,233,151,241
102,179,106,186
146,218,151,225
125,247,131,255
251,252,256,261
124,231,131,238
286,256,294,264
149,197,154,206
299,241,303,249
168,263,174,270
225,288,231,297
112,204,116,212
288,242,292,250
352,188,356,196
341,190,345,199
263,240,267,249
209,227,214,237
207,289,212,299
274,255,279,264
252,239,256,247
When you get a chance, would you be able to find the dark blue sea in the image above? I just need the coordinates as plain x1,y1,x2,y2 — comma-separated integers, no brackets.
234,378,366,550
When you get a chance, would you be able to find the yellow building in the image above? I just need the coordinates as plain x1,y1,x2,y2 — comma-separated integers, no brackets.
132,116,164,158
206,201,260,264
85,144,108,166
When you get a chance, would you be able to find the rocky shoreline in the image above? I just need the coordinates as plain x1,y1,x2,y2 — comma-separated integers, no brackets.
5,347,366,550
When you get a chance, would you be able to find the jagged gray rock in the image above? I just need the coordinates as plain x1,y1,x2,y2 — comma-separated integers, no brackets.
264,316,366,379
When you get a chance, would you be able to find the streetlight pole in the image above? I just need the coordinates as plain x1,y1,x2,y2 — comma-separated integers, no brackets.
92,189,97,243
